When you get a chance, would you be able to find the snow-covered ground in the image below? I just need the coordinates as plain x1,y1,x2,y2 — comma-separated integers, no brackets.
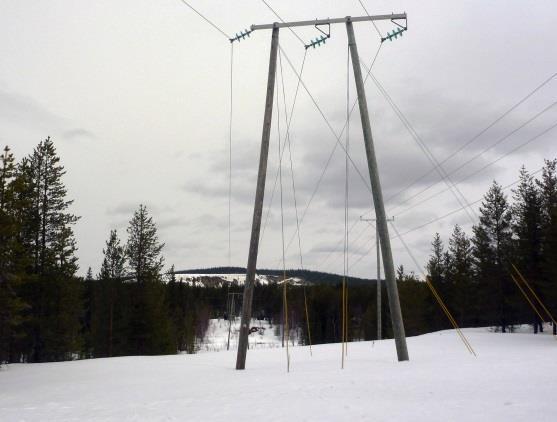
1,327,556,421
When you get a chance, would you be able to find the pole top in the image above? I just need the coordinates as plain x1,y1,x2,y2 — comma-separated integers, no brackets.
250,13,406,31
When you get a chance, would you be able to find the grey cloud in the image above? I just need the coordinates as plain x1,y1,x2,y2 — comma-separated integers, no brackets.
106,202,142,216
62,128,97,141
157,216,187,231
0,89,63,130
106,202,160,216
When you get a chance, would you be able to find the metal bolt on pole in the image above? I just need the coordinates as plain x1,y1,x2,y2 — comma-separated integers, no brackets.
347,18,408,361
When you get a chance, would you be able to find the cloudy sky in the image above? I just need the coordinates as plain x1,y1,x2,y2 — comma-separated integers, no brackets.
2,0,556,279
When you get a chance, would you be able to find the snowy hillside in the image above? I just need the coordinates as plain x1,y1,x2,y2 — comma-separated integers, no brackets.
169,273,306,287
1,328,556,421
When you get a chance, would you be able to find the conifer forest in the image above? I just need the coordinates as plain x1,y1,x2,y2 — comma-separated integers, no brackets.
1,138,555,364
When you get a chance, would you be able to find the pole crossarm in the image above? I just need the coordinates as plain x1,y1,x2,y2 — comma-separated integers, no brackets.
251,13,407,31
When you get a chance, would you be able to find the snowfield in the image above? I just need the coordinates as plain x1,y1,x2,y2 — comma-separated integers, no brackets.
200,318,299,352
1,328,556,421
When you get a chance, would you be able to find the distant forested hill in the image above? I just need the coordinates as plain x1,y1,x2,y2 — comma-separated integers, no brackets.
174,267,377,287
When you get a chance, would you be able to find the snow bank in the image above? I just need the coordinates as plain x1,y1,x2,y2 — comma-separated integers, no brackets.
1,328,556,421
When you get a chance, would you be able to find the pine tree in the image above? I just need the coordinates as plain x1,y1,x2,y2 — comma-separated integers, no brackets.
18,137,79,275
472,181,514,332
125,205,173,355
16,138,82,362
0,146,27,364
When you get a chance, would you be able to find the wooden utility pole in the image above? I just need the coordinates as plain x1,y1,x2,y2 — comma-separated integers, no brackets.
361,216,394,341
236,13,409,370
347,19,408,361
235,25,279,370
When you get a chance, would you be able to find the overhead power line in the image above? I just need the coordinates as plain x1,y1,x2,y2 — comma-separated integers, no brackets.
260,0,306,46
389,222,476,356
357,0,383,38
364,68,478,223
384,71,557,206
390,101,557,216
275,45,384,267
260,50,308,243
391,119,557,219
280,47,373,194
347,166,546,273
177,0,231,40
325,73,557,272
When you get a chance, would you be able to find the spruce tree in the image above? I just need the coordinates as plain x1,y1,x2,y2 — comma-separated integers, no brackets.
397,265,428,336
92,230,127,357
165,264,185,351
425,233,451,331
427,233,447,284
472,181,514,332
126,204,164,284
512,166,544,331
447,225,475,326
125,205,173,355
536,159,557,334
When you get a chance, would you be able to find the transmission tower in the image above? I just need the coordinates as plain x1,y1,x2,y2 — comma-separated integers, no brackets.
234,13,410,370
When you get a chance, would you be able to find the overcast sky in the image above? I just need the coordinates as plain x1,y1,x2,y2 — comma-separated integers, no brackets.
2,0,556,279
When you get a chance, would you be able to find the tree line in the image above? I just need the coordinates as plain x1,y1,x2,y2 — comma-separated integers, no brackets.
1,138,555,364
422,161,557,335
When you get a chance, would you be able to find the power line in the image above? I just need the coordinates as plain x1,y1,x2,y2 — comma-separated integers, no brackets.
280,46,373,194
278,48,305,271
275,44,384,267
290,44,385,271
389,221,476,356
364,68,478,223
260,0,306,46
357,0,383,38
383,72,557,206
260,50,308,242
391,119,557,219
228,44,234,267
324,76,557,272
389,101,557,217
177,0,231,40
258,0,351,263
347,166,546,272
341,42,351,367
275,50,291,371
